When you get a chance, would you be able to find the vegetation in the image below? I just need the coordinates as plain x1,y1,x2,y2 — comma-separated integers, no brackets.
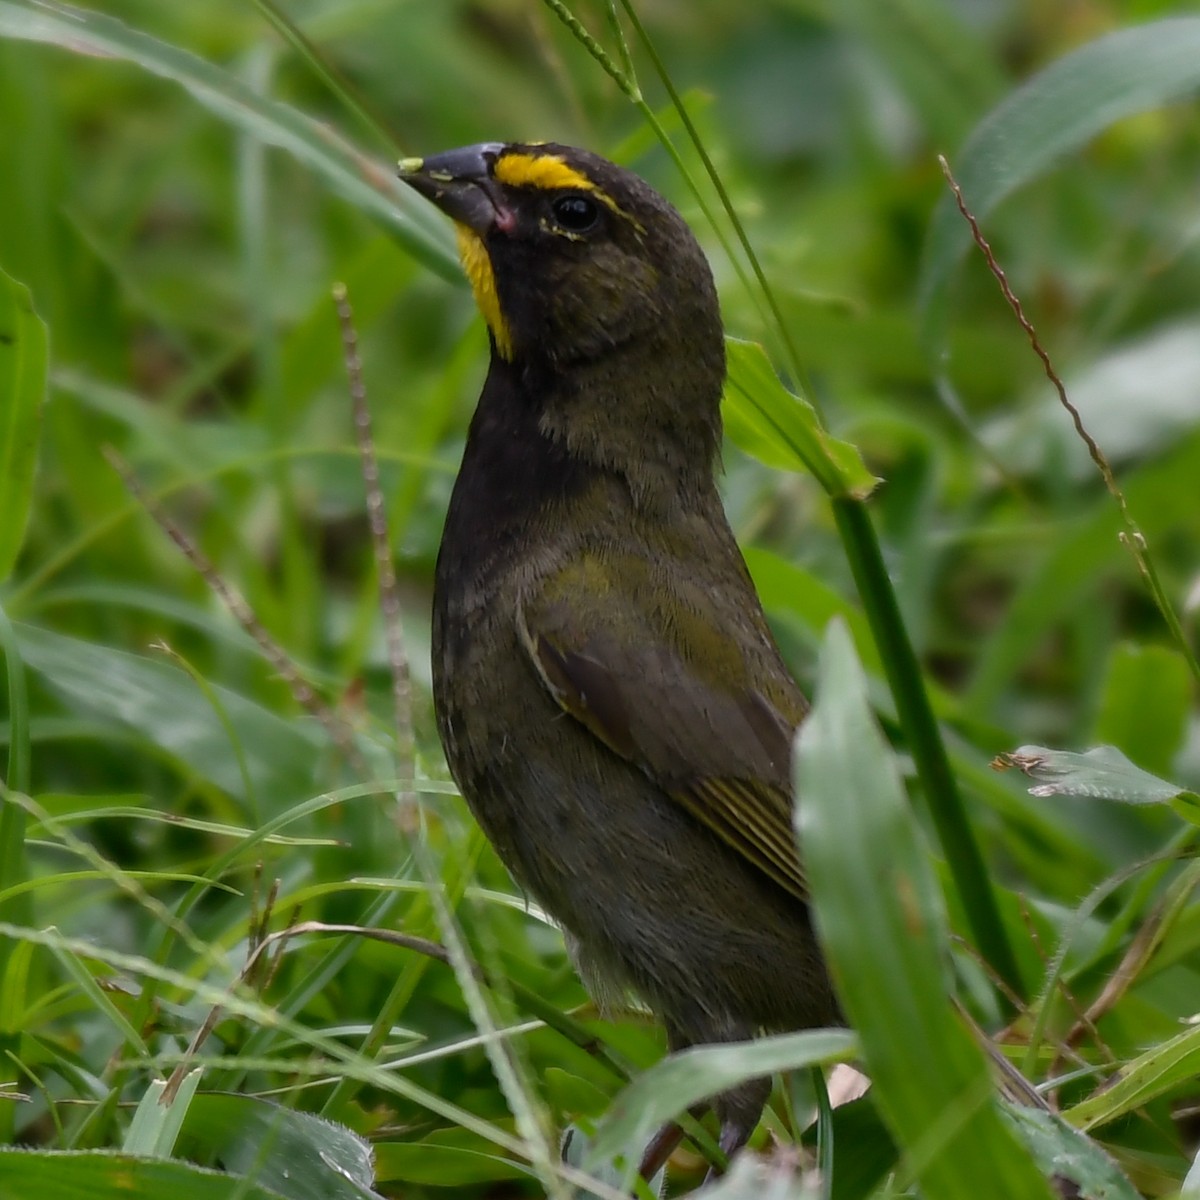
2,1,1199,1197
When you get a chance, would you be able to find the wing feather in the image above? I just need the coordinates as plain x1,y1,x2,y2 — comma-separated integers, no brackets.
518,570,809,901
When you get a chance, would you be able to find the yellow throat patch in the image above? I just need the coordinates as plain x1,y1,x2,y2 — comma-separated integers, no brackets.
455,224,514,361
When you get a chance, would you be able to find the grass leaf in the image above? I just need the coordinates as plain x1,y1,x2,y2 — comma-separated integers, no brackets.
920,17,1200,336
795,620,1055,1200
0,0,458,279
723,338,879,499
0,267,47,584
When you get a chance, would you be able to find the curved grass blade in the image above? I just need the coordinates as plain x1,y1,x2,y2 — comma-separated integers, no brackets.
795,620,1055,1200
0,0,458,280
1066,1022,1200,1132
723,338,879,500
920,17,1200,340
585,1029,857,1190
0,267,47,585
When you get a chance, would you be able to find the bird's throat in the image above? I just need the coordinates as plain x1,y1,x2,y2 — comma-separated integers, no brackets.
455,225,514,361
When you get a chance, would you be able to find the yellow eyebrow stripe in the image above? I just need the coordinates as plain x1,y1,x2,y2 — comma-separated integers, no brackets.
493,152,597,193
493,151,639,227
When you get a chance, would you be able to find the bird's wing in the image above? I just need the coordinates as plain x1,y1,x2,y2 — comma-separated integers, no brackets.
517,556,809,901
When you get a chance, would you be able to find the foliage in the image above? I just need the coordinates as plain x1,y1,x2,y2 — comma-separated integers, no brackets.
1,0,1199,1196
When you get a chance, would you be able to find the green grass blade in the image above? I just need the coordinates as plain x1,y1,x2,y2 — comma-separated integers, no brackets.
1066,1022,1200,1132
0,266,47,584
585,1029,857,1187
122,1070,201,1157
722,338,878,499
249,0,399,155
0,0,457,279
920,17,1200,338
832,498,1024,998
0,603,31,1144
795,620,1055,1200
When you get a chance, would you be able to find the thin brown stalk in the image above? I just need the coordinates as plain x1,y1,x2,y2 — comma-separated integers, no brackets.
331,284,415,801
163,918,632,1103
938,155,1199,684
1067,861,1200,1045
103,446,359,755
330,286,571,1196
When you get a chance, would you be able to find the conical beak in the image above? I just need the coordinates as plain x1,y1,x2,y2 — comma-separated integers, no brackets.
398,143,506,234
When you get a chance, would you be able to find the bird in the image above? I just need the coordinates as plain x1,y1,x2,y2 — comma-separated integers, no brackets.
398,141,839,1177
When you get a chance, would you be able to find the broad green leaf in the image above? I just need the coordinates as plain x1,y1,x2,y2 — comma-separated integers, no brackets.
544,1066,614,1121
995,744,1189,805
0,266,47,583
1066,1023,1200,1132
0,1149,290,1200
178,1093,382,1200
920,17,1200,337
1001,1104,1138,1200
795,620,1055,1200
584,1029,857,1186
0,0,458,279
14,623,322,808
722,338,879,500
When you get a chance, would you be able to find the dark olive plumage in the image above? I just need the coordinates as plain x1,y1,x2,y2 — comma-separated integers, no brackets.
401,142,839,1167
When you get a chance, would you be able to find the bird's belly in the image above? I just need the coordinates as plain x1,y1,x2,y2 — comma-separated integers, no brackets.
432,611,834,1038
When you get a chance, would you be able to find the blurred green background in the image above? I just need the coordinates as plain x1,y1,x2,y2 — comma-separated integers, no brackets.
1,1,1199,1196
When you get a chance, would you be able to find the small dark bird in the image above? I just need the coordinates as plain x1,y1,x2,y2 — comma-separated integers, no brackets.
399,142,839,1173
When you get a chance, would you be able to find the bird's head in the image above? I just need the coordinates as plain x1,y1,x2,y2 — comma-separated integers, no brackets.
399,142,726,490
399,142,723,375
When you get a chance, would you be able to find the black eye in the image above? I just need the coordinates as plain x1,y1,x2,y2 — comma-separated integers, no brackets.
552,193,601,233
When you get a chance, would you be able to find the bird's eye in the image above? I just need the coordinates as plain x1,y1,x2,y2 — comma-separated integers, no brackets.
551,193,601,234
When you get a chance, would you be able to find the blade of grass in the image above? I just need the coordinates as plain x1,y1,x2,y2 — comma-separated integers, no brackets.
831,497,1024,998
939,155,1200,688
920,17,1200,341
0,266,47,584
0,922,539,1163
333,287,570,1198
584,1029,857,1186
250,0,400,155
0,0,458,279
539,0,786,380
796,620,1053,1199
615,0,812,396
0,604,31,1143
